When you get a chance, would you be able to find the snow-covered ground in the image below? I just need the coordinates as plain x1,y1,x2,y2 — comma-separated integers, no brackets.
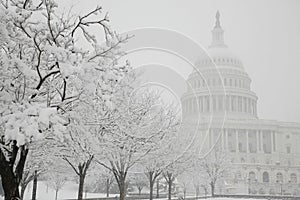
22,181,116,200
0,184,275,200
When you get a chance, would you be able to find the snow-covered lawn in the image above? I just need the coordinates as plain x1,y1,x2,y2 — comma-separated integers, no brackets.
22,181,116,200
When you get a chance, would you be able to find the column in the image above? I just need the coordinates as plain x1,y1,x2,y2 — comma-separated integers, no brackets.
260,130,264,153
230,95,233,112
273,131,276,152
209,96,212,112
236,129,239,152
270,131,274,153
248,99,251,114
199,97,202,112
256,130,260,153
246,130,249,153
203,96,206,112
236,96,239,112
224,129,228,151
192,98,195,113
221,129,224,150
209,129,212,148
246,98,249,113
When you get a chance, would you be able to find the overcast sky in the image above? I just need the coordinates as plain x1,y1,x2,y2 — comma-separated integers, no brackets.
60,0,300,123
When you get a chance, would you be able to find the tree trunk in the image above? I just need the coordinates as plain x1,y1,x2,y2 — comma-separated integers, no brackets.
156,178,159,198
63,156,93,200
106,178,110,197
118,176,126,200
138,187,142,195
195,185,199,198
210,182,215,197
149,179,154,200
20,185,26,200
0,143,28,200
1,169,20,200
78,174,85,200
32,170,38,200
55,189,58,200
168,180,172,200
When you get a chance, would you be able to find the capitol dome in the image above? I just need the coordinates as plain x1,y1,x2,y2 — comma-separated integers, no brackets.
181,11,258,120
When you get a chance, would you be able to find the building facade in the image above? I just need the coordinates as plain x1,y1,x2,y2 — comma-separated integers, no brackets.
181,12,300,195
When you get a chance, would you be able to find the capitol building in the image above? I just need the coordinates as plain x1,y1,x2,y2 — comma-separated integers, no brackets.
181,12,300,195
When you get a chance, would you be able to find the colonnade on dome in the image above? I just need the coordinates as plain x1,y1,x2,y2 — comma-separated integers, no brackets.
182,94,257,117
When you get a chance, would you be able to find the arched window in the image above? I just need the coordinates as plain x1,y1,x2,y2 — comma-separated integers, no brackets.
291,173,297,183
276,172,283,183
262,172,269,183
249,171,256,182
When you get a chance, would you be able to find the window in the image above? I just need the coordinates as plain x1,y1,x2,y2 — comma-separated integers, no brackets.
291,173,297,183
263,172,269,183
287,146,291,154
276,172,283,183
249,172,256,182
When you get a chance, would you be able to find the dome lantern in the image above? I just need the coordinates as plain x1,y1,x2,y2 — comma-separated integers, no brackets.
210,11,227,48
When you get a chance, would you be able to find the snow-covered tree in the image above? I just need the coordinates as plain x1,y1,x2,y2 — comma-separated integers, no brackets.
143,141,175,200
195,147,230,196
131,173,147,195
45,167,68,200
144,156,165,200
19,141,50,200
177,171,194,199
0,0,129,199
95,76,180,200
161,130,195,200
